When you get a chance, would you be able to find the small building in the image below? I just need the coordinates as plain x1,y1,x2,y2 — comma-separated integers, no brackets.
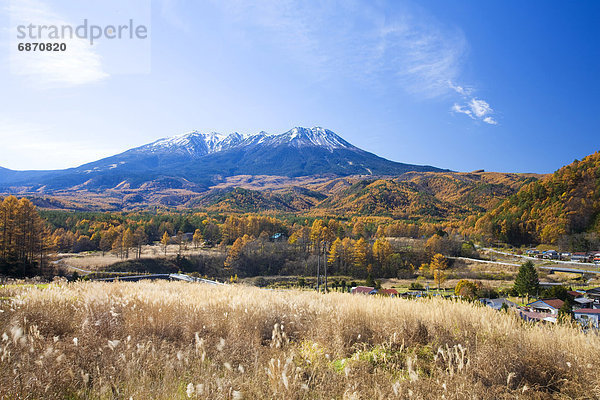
585,287,600,301
560,252,571,260
571,253,588,263
543,250,559,260
539,282,567,289
378,288,399,297
574,297,595,309
573,309,600,330
351,286,377,295
270,233,287,242
480,298,516,310
527,298,564,315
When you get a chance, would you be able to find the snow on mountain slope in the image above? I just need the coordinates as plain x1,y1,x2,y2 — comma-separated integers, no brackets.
134,127,355,156
264,127,355,151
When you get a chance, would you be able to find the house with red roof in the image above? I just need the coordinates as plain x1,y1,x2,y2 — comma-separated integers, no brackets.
351,286,377,295
527,298,564,315
378,288,398,297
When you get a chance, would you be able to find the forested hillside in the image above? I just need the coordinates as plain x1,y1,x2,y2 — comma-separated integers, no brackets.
314,179,463,219
0,196,50,276
469,151,600,246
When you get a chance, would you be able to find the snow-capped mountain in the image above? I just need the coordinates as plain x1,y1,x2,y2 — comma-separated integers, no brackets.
0,127,445,191
139,131,244,156
132,127,354,157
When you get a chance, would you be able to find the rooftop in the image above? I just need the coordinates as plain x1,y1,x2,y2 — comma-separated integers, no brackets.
574,309,600,314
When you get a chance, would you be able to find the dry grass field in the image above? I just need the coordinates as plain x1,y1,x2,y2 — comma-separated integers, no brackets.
57,245,216,271
1,281,599,399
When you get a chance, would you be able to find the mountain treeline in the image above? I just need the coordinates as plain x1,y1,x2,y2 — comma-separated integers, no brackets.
467,151,600,248
0,196,50,276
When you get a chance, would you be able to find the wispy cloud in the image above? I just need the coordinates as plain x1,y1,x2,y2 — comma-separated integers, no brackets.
452,97,498,125
447,80,473,96
483,116,498,125
208,1,467,97
8,0,109,87
194,0,498,124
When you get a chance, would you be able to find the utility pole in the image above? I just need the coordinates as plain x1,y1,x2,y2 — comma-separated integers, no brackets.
324,241,328,292
316,241,320,292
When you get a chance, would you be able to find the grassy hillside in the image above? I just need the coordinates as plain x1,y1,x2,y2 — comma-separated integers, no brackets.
471,151,600,245
1,281,598,399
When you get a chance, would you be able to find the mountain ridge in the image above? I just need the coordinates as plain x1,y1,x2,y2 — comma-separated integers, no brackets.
0,126,445,192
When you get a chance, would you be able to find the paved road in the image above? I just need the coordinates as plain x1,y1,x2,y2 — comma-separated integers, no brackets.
482,247,599,268
463,248,600,275
448,256,520,267
538,266,600,275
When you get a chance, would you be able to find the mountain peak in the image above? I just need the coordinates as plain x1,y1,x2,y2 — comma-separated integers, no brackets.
280,126,354,150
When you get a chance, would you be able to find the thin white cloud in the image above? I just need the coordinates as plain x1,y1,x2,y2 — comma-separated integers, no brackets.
452,97,498,125
448,80,473,96
8,0,109,87
452,103,473,118
483,116,498,125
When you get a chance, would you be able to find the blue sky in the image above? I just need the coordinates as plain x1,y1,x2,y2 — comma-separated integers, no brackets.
0,0,598,173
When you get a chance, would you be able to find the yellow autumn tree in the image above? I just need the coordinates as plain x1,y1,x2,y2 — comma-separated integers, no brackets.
224,234,252,269
193,229,203,249
353,237,369,273
430,253,448,289
327,238,343,273
161,231,170,256
0,196,48,275
372,238,392,267
122,228,134,259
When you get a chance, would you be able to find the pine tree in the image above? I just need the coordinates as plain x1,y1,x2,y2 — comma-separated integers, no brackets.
513,261,539,300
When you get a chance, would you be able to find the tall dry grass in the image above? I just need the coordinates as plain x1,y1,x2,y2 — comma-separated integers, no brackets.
1,281,599,399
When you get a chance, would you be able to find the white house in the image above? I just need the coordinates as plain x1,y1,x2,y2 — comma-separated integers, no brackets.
573,309,600,330
527,298,564,315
